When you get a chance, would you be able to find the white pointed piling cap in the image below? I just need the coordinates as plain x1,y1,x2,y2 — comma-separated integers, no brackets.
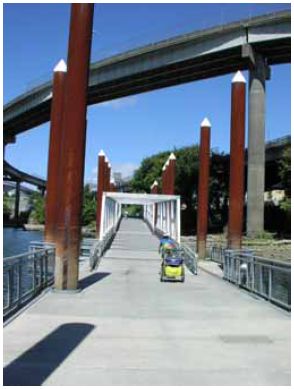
151,180,158,188
98,149,105,157
108,163,111,168
54,59,67,72
232,70,246,83
169,152,176,160
201,118,211,128
162,164,167,171
105,156,109,163
110,177,115,184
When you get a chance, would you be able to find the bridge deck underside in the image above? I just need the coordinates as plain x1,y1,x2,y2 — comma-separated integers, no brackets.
3,219,290,386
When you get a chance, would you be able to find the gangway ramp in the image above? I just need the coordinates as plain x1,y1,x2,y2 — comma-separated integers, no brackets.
3,219,290,386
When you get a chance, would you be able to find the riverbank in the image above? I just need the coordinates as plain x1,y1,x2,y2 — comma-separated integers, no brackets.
24,224,96,238
181,234,291,261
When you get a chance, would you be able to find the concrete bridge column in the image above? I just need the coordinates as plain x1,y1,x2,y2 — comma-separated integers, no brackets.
228,71,246,249
44,60,67,243
197,118,211,259
247,54,269,237
55,4,94,290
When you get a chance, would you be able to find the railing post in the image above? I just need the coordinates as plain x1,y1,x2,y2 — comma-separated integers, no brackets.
17,263,22,306
33,256,37,291
268,266,272,300
259,264,264,296
251,256,255,292
8,268,14,309
44,250,49,286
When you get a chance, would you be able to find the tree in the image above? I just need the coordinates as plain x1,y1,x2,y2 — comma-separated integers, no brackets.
29,192,45,224
130,145,230,234
278,144,291,221
82,184,96,226
278,144,291,197
3,193,12,215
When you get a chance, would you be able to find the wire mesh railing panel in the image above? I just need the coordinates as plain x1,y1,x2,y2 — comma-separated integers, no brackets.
180,245,197,275
221,250,291,311
271,267,291,308
3,246,55,319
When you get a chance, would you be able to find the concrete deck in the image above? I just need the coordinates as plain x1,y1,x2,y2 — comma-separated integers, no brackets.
3,219,291,386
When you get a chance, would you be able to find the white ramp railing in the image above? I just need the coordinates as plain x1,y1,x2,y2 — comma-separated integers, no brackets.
144,197,181,243
100,192,181,243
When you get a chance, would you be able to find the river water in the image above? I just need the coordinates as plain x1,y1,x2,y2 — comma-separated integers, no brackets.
3,228,43,258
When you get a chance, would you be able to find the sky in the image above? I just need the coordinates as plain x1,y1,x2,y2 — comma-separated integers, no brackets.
3,3,291,185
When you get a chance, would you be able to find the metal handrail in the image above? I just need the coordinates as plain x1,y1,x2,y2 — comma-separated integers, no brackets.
223,250,291,310
3,245,55,319
89,216,122,271
180,244,198,275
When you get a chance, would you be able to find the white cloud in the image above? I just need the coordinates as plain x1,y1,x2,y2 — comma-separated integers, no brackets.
99,96,138,110
89,162,138,185
112,163,138,179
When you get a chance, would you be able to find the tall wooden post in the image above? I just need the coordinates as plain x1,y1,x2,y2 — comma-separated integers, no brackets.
96,150,105,238
45,59,67,243
55,4,94,290
197,118,211,259
228,71,246,249
168,153,176,195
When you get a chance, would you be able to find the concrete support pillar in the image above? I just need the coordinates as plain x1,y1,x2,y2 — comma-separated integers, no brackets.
55,4,94,290
14,181,20,225
197,118,211,259
247,55,268,237
228,71,246,249
45,59,67,243
96,150,105,238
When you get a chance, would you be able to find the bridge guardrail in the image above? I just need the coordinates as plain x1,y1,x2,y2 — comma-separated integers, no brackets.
89,216,122,271
3,244,55,319
210,246,291,310
180,244,198,275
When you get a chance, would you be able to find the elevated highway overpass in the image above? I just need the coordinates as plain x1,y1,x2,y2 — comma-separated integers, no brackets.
3,160,46,189
3,10,290,141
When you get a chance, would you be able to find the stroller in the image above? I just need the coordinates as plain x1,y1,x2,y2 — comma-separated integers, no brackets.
159,236,185,282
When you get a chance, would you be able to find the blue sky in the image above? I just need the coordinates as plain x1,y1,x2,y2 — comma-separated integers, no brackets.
4,3,291,184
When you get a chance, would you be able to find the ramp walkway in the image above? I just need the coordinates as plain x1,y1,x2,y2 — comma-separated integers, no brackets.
3,219,290,385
